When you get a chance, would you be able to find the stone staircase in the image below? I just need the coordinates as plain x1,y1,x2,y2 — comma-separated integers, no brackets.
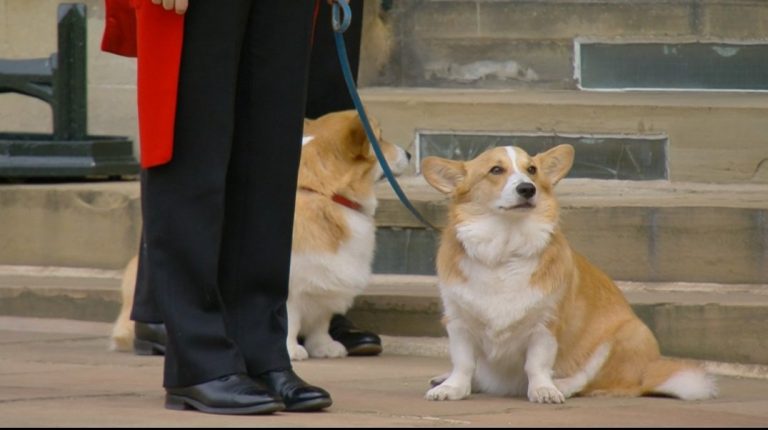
365,0,768,91
358,0,768,367
1,0,767,369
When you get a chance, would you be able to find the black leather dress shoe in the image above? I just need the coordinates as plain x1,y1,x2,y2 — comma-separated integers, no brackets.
134,322,167,356
329,314,382,356
165,374,285,415
255,369,332,412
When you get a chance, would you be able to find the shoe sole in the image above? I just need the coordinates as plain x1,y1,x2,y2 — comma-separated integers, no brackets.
134,339,165,356
284,396,333,412
165,394,285,415
346,343,382,357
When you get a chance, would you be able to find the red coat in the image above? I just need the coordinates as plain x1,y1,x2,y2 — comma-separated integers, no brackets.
102,0,184,168
102,0,323,167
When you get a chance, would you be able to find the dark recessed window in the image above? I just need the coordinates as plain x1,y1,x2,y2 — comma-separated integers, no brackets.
418,132,668,181
578,42,768,91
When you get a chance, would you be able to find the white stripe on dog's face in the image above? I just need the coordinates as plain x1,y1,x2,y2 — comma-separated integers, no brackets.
492,147,536,212
302,135,314,146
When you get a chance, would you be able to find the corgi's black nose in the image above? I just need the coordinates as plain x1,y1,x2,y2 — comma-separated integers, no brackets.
405,151,412,161
516,183,536,199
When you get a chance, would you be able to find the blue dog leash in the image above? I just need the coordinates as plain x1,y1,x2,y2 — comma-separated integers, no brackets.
331,0,438,231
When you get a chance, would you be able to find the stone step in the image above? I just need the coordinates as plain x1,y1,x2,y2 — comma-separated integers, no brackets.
372,177,768,284
1,175,767,283
0,180,141,270
361,88,768,184
1,266,766,367
352,275,768,367
370,0,768,89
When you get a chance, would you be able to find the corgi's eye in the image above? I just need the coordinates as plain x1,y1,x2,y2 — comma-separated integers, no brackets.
527,165,537,175
489,166,505,175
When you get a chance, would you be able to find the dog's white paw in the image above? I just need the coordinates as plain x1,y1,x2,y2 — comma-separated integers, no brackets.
288,344,309,361
528,384,565,404
425,383,471,401
307,340,348,359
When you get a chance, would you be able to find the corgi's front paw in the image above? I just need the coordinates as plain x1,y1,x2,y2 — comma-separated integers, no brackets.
288,344,309,361
307,340,348,359
528,384,565,404
425,383,471,401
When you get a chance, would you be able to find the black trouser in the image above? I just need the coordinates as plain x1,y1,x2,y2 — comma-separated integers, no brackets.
305,0,364,119
132,0,365,323
136,0,314,389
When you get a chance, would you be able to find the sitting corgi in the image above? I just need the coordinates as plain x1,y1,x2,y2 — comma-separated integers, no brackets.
110,110,409,361
287,110,408,360
421,145,717,403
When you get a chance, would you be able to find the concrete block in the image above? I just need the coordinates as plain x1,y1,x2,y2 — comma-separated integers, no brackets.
702,2,768,39
3,0,56,58
0,285,120,323
405,38,573,88
478,1,694,39
636,302,768,365
0,94,52,134
0,183,141,270
349,294,446,338
562,207,655,282
0,1,7,54
88,85,139,155
653,208,767,284
405,1,479,39
89,53,137,87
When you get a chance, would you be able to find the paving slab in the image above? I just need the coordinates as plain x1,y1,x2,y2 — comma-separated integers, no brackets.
0,316,767,428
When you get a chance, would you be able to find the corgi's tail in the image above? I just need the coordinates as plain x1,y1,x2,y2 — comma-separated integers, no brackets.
109,256,138,352
642,358,718,400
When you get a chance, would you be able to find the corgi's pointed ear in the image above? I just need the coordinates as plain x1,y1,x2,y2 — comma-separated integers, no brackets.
340,114,370,155
535,144,574,185
421,157,466,194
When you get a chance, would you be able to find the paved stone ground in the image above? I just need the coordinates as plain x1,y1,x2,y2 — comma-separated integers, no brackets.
1,316,767,427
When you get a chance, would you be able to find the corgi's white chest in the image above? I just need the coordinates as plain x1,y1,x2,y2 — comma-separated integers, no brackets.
456,214,553,265
290,209,376,297
444,257,546,336
441,214,558,359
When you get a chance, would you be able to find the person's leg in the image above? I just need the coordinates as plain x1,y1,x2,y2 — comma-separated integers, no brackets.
129,0,377,360
142,0,252,389
143,0,287,415
130,232,158,322
131,227,168,356
216,0,331,412
131,169,168,355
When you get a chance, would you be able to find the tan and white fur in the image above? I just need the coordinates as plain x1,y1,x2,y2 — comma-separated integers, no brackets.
110,110,409,361
421,145,717,403
287,110,407,360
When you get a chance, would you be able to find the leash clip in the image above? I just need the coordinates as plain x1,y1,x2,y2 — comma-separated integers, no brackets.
331,0,351,33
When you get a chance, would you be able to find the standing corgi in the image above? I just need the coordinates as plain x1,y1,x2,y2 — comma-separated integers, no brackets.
421,145,717,403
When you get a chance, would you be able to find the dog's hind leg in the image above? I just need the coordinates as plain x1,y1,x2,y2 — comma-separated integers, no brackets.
303,312,347,359
109,256,138,352
554,342,612,398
